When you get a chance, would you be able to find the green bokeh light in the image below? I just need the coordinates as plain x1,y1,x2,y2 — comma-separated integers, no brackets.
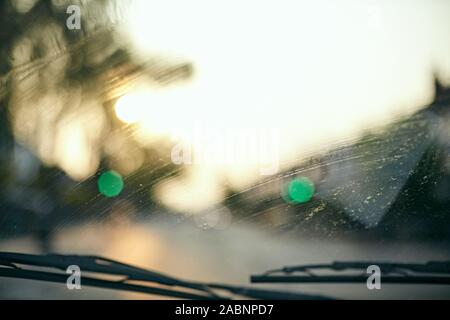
98,170,124,197
287,177,315,204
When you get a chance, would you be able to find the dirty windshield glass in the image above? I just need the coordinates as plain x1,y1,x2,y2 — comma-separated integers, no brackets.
1,0,450,300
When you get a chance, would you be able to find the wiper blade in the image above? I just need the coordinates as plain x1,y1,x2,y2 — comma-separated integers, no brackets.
0,251,221,300
251,261,450,285
0,252,334,300
0,266,214,300
0,252,197,287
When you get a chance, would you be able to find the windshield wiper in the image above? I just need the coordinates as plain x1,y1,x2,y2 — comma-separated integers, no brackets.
0,252,334,300
251,261,450,285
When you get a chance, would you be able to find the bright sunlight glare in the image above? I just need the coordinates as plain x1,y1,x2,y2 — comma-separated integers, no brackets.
116,0,450,212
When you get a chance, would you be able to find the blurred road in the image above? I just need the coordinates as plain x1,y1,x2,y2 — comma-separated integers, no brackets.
1,215,449,299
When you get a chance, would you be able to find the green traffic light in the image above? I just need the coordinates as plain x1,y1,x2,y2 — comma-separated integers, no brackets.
98,170,124,197
286,177,315,204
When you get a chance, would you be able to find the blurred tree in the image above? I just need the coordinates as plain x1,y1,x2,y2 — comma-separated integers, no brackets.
0,0,192,251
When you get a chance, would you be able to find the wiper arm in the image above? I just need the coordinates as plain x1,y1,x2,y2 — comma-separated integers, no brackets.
206,283,334,300
0,252,334,300
261,261,450,274
251,261,450,285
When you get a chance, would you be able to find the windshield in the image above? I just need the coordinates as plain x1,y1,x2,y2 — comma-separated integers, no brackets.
1,0,450,300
